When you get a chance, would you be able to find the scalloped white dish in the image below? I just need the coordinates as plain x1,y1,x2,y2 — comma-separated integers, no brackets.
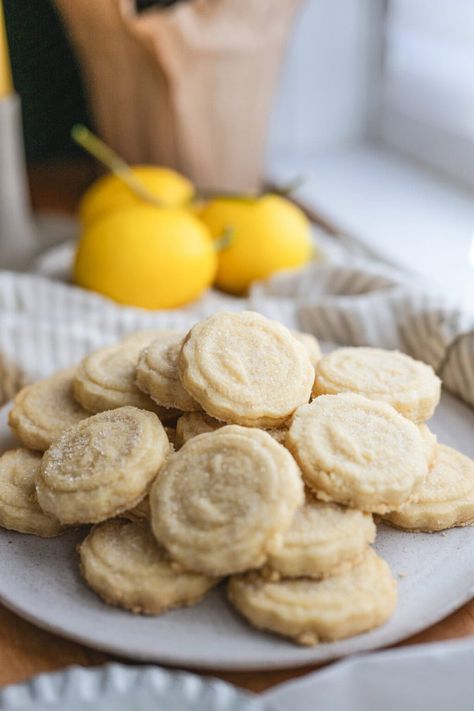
0,663,268,711
0,391,473,671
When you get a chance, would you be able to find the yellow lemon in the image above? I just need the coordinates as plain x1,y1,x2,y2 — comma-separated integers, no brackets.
73,204,217,310
199,194,314,295
79,166,195,227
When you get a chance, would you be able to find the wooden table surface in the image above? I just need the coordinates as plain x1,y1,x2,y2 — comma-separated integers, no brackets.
0,161,473,693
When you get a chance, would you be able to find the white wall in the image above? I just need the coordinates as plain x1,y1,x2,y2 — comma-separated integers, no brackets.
267,0,386,161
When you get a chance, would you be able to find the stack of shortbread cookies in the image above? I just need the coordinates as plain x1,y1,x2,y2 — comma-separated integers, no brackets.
1,310,473,647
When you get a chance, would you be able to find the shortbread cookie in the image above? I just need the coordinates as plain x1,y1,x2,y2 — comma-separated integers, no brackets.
313,347,441,422
175,412,222,447
0,351,26,406
73,342,174,417
122,329,181,348
419,423,437,468
123,496,150,522
136,332,200,411
286,393,428,513
175,413,287,448
0,449,64,537
383,445,474,531
267,427,288,445
9,368,89,451
37,406,170,525
228,548,397,646
178,311,314,427
292,331,322,369
164,426,178,450
80,519,218,614
150,425,304,576
264,495,375,579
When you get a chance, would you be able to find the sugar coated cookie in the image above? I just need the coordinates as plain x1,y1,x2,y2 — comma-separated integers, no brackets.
0,449,64,537
175,412,221,447
122,329,181,348
136,332,200,411
228,548,397,646
123,495,150,522
418,423,437,468
286,393,428,513
313,347,441,422
73,342,173,417
164,426,178,450
175,412,286,448
37,406,170,524
383,445,474,531
80,519,218,614
178,311,314,427
8,368,89,451
265,494,375,579
150,425,304,576
267,427,288,445
292,331,322,369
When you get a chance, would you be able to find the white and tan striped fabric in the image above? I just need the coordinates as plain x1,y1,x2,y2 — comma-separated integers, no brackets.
0,246,472,409
250,259,474,410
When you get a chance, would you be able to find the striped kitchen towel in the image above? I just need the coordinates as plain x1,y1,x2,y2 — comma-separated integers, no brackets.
0,250,472,408
250,257,474,409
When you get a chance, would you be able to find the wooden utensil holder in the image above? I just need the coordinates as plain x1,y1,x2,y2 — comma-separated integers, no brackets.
55,0,303,192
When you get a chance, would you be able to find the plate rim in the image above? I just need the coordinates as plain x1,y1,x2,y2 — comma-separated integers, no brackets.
0,533,473,671
1,392,474,672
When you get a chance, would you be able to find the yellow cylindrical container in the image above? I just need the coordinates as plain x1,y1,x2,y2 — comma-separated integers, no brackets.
0,1,12,98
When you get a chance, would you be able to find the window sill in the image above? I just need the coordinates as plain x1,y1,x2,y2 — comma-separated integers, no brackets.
268,143,474,309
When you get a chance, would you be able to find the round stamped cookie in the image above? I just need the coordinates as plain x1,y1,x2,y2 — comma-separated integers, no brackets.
164,426,178,450
121,328,181,348
136,332,200,412
175,412,287,448
383,445,474,532
8,368,89,451
123,495,150,522
419,423,437,469
79,519,218,614
73,341,174,417
37,406,170,525
313,347,441,422
265,494,375,579
292,331,322,369
175,412,221,447
286,393,428,513
228,548,397,646
267,427,288,445
178,311,314,427
150,425,304,576
0,449,64,537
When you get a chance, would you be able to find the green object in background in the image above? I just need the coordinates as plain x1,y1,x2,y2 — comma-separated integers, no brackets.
3,0,91,163
71,124,163,206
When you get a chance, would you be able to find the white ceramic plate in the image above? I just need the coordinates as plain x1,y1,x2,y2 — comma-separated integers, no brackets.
0,663,268,711
0,392,473,671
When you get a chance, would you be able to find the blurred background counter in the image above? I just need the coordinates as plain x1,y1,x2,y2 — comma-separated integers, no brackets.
3,0,474,305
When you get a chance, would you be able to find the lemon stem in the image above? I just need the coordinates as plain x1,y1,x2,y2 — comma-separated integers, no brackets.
214,226,235,252
270,174,307,197
71,124,163,207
